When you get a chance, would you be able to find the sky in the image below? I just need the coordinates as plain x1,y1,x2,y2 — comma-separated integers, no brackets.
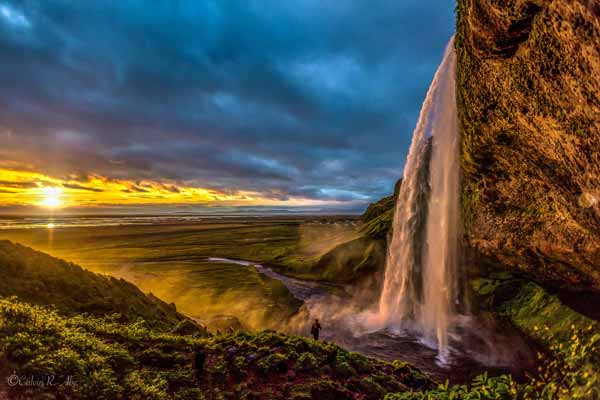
0,0,455,215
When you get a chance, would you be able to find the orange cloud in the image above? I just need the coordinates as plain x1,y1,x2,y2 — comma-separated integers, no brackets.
0,168,342,210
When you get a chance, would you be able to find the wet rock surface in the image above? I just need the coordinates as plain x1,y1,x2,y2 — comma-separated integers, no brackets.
457,0,600,290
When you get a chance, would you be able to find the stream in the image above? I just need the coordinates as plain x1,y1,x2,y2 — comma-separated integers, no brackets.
205,257,536,383
207,257,331,301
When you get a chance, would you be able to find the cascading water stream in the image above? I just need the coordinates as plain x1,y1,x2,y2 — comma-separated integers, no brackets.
293,37,534,376
371,37,461,362
193,46,533,375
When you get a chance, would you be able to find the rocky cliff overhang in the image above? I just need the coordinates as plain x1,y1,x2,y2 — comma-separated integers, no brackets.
456,0,600,290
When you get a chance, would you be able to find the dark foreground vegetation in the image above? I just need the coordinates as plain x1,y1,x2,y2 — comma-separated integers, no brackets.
0,298,433,400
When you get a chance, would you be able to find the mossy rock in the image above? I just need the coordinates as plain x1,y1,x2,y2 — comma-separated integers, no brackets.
456,0,600,289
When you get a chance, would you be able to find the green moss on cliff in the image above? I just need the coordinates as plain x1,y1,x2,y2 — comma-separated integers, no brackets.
456,0,600,289
359,179,401,240
361,208,394,240
276,181,400,284
470,271,600,399
311,237,387,282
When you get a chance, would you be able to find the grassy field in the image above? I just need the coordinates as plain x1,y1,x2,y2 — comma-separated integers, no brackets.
0,217,359,330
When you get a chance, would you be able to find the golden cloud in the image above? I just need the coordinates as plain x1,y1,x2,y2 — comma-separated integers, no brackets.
0,168,339,209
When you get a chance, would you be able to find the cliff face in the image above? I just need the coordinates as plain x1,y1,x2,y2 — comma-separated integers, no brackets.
456,0,600,289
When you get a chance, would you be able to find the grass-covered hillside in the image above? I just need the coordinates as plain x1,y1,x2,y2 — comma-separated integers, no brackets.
0,298,435,400
0,241,433,400
359,179,401,240
292,179,401,289
456,0,600,289
0,240,195,331
0,221,351,330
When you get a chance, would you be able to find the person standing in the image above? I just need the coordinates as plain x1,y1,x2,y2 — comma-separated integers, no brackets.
310,319,322,340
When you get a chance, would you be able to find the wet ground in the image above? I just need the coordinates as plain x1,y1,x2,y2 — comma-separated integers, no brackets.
323,317,536,383
329,329,517,383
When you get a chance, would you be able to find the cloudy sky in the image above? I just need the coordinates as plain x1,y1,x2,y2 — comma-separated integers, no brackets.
0,0,454,214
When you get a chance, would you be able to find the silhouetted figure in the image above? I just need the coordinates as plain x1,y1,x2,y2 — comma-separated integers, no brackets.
193,350,206,380
310,319,322,340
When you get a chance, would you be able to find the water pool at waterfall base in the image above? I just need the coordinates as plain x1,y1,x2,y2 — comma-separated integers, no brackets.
205,257,538,383
317,311,537,383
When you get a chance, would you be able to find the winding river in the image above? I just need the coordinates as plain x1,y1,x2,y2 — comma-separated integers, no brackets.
207,257,330,301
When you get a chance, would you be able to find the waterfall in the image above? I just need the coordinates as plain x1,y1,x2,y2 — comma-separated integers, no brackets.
373,37,461,361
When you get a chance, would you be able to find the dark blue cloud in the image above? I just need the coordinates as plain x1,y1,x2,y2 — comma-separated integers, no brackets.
0,0,454,206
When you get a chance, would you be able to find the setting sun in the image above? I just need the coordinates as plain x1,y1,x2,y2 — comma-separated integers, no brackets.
40,187,63,208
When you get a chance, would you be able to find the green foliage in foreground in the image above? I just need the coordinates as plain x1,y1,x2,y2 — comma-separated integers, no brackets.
0,297,431,400
427,270,600,400
383,273,600,400
385,373,519,400
522,323,600,399
385,321,600,399
497,282,600,399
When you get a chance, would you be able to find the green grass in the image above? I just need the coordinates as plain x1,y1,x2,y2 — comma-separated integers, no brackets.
469,269,600,399
0,297,431,400
116,259,302,331
0,219,359,276
0,240,193,331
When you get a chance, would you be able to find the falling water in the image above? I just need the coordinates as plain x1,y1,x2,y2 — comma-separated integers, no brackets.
291,36,533,375
373,37,460,362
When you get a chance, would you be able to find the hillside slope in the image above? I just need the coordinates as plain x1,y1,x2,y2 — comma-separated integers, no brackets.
291,179,402,298
0,240,195,331
360,179,402,239
456,0,600,289
272,181,400,287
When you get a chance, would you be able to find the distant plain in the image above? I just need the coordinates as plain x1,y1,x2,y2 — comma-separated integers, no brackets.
0,216,359,330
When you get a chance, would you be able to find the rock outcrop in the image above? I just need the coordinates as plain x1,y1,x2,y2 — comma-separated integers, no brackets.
456,0,600,290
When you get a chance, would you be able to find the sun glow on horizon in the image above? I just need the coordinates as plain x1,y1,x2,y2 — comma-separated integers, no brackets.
40,187,63,208
0,168,354,211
